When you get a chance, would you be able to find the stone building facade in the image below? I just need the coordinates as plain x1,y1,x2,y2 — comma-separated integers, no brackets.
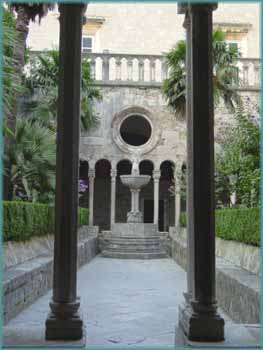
27,3,261,232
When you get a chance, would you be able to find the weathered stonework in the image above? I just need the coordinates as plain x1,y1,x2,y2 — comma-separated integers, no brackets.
79,85,260,232
166,227,260,324
3,228,99,324
80,86,186,168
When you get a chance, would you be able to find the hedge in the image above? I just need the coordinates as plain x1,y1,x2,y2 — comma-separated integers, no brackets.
180,207,260,247
3,201,89,242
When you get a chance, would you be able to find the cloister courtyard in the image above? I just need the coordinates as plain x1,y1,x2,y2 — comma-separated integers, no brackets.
2,2,261,349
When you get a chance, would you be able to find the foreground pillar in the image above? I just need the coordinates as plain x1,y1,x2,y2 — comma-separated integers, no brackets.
45,4,86,341
88,168,95,226
111,168,117,226
178,3,224,342
153,170,160,225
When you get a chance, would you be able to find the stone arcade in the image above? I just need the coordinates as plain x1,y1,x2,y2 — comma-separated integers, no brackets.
43,2,226,344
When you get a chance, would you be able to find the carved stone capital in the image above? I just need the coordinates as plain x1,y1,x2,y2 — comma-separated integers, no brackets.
189,3,218,13
111,169,117,178
153,170,161,180
88,169,95,179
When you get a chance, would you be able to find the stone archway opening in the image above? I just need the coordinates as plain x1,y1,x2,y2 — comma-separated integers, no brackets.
160,161,175,231
120,114,152,146
94,159,111,230
116,160,132,223
139,160,154,223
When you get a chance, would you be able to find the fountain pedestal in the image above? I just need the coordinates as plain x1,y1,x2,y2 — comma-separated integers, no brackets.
127,189,142,222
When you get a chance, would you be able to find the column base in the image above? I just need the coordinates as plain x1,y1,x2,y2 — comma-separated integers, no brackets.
127,211,143,223
45,301,84,341
45,313,83,341
178,302,225,342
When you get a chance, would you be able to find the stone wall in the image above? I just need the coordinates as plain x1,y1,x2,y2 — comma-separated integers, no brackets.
28,4,260,58
171,227,260,275
80,86,186,168
167,227,260,324
80,86,260,170
3,227,99,324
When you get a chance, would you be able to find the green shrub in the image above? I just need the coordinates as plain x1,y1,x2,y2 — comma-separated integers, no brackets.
78,207,89,226
215,207,259,246
180,211,187,228
3,201,89,242
180,207,260,246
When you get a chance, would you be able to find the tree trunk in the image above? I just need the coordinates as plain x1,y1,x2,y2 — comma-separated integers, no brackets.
4,6,30,200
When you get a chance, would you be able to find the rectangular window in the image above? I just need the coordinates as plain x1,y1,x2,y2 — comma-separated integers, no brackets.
82,36,93,53
228,42,238,51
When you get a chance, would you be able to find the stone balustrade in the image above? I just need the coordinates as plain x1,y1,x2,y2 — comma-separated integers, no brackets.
85,53,261,89
236,58,261,89
29,51,260,89
85,53,168,85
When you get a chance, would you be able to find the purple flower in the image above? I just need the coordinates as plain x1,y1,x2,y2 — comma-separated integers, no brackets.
17,191,24,198
78,179,88,193
249,115,259,126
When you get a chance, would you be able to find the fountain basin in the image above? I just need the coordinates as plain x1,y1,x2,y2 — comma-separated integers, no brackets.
120,175,151,189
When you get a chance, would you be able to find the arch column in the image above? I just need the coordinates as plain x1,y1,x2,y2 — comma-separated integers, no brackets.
153,170,160,225
174,175,181,228
111,167,117,226
88,168,95,226
45,3,86,341
178,3,224,342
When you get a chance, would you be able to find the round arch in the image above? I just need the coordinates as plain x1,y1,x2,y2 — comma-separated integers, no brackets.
94,159,111,230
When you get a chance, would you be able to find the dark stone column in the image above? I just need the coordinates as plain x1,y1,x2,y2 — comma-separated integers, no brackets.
178,3,225,342
45,4,86,341
178,6,194,326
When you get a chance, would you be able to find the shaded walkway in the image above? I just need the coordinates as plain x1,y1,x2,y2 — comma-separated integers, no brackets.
5,257,187,346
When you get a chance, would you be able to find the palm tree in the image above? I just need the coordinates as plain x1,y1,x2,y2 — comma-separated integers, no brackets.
3,7,22,137
4,4,53,200
23,50,101,131
6,4,54,138
4,119,56,203
162,29,241,117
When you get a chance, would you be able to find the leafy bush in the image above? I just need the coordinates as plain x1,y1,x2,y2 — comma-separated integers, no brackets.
215,207,259,246
180,211,186,228
4,201,89,242
215,100,260,208
180,207,260,246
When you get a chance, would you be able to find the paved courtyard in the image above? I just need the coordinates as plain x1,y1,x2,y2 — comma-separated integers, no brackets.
5,256,187,346
5,255,261,349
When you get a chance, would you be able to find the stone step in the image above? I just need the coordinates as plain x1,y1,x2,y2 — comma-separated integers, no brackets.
101,250,167,259
105,245,163,252
99,235,160,241
101,239,162,246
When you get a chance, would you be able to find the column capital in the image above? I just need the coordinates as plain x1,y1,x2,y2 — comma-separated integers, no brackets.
183,10,190,29
189,3,218,12
58,3,87,21
153,170,161,180
111,169,117,178
88,168,95,179
178,3,217,15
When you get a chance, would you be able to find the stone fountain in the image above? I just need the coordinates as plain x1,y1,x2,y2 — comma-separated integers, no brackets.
120,157,150,223
100,157,166,259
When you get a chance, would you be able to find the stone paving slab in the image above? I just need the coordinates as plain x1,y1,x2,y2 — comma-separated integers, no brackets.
175,324,260,348
3,256,260,348
4,257,186,347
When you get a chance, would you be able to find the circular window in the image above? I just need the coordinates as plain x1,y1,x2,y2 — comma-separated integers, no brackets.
120,115,152,147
